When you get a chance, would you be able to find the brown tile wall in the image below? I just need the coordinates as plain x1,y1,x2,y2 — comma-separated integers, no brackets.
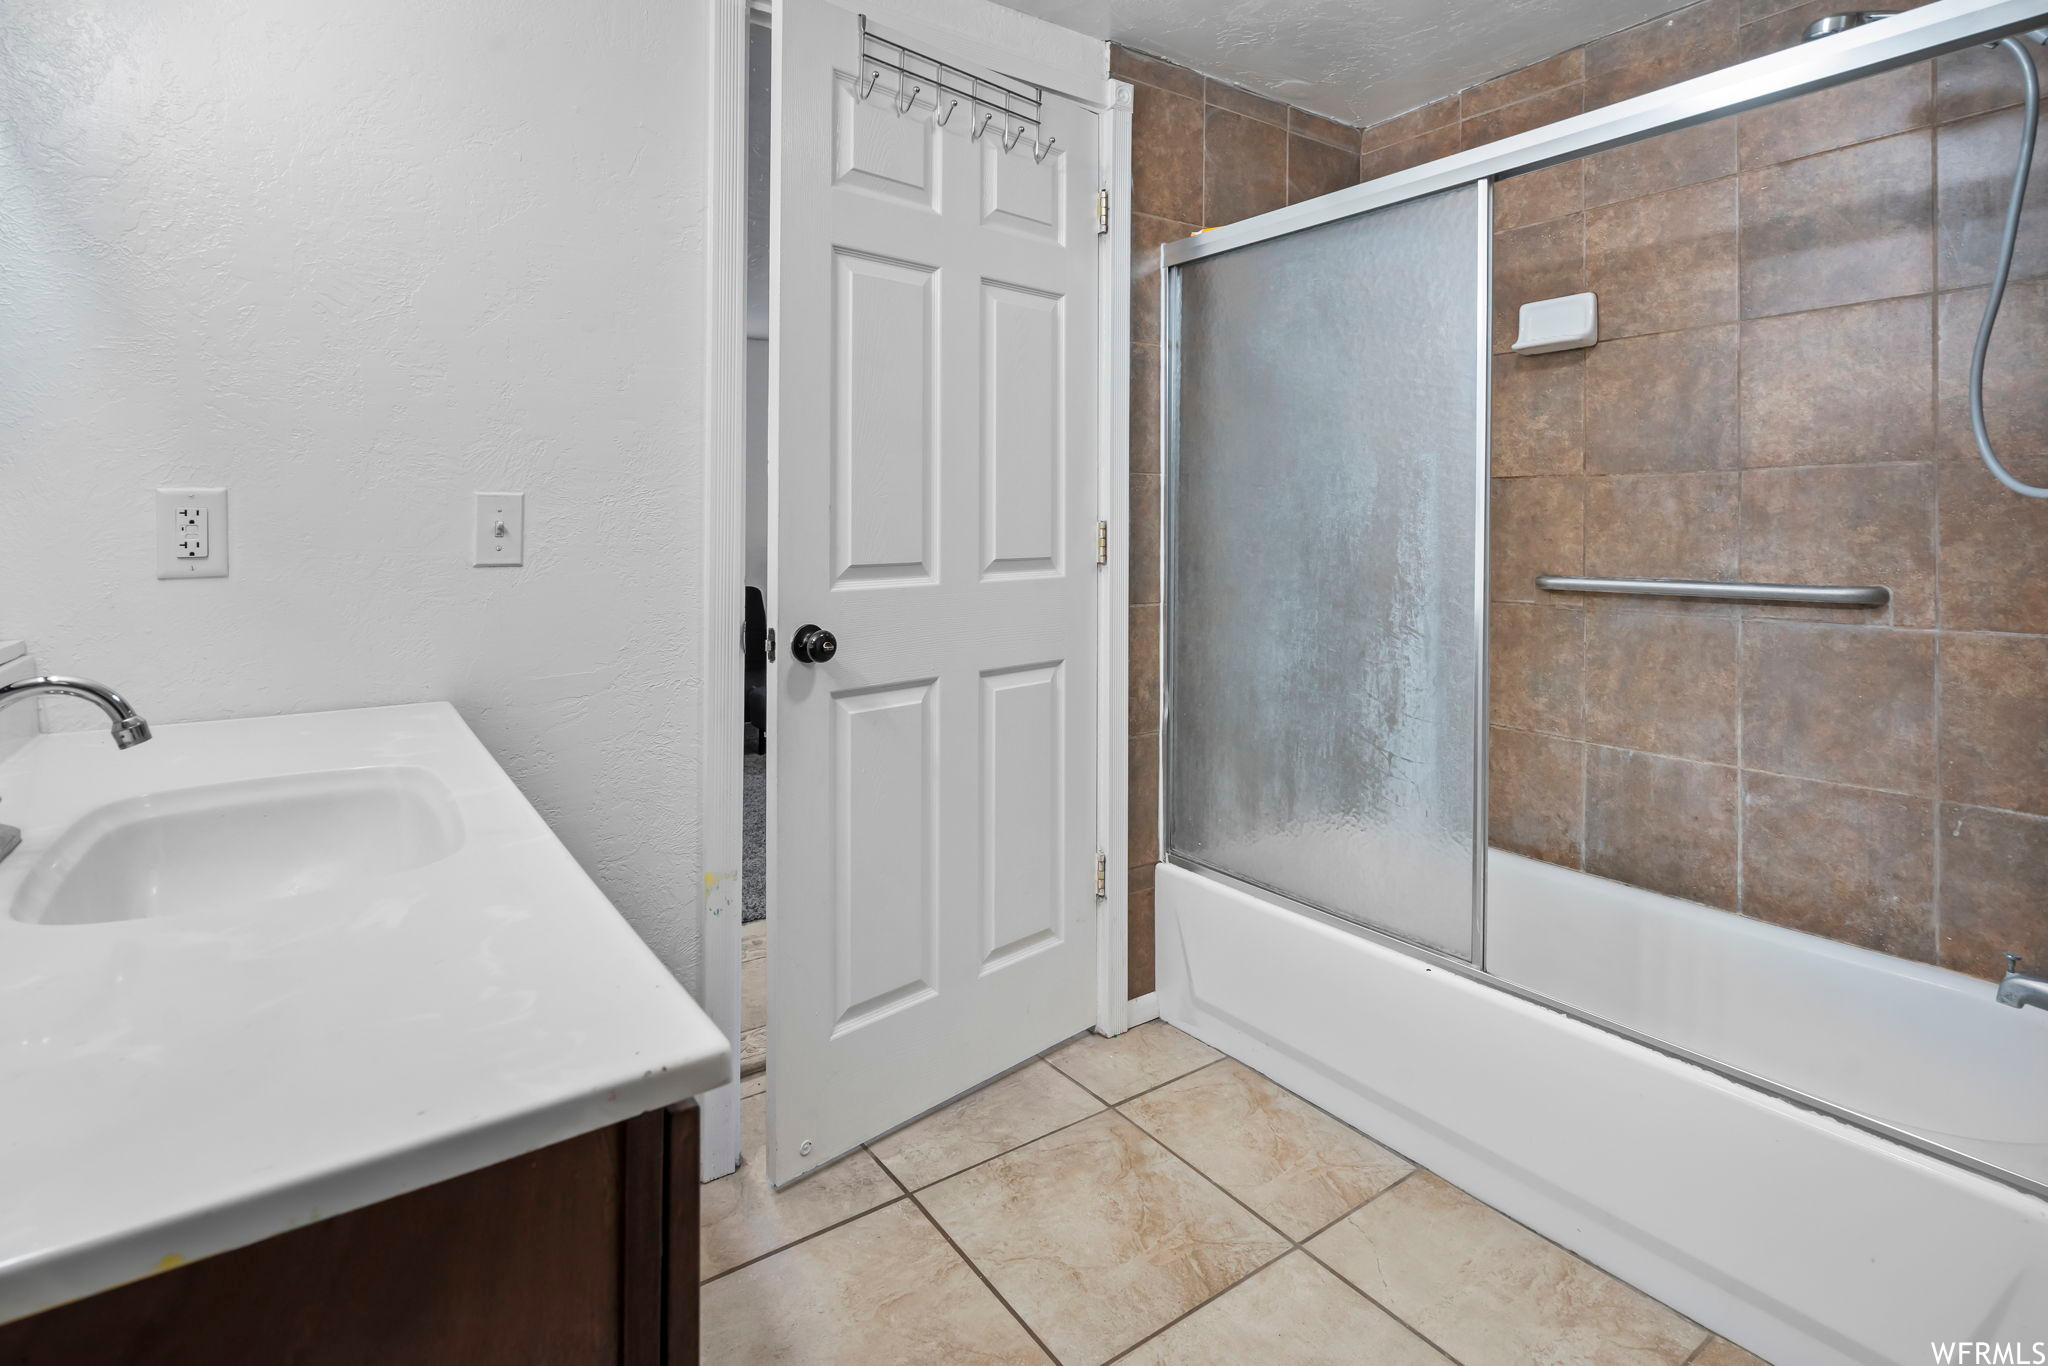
1348,0,2048,980
1116,45,1364,997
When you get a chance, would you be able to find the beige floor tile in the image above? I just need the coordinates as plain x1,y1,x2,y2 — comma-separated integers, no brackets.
740,921,768,1076
702,1199,1049,1365
1119,1252,1452,1366
1307,1171,1707,1366
1122,1059,1412,1239
869,1060,1104,1190
741,919,768,1033
700,1090,900,1279
739,1024,766,1077
919,1110,1289,1366
1042,1021,1222,1104
1693,1338,1772,1366
740,1070,767,1099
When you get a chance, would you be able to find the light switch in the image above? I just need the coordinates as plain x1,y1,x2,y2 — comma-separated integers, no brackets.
473,492,524,566
156,488,229,579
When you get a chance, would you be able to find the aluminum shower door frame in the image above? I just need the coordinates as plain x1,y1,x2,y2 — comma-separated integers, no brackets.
1156,0,2048,1203
1163,0,2048,271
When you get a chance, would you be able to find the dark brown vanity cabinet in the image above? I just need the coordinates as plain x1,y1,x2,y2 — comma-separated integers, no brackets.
0,1105,700,1366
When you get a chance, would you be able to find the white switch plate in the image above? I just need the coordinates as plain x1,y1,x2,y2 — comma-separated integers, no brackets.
473,492,525,566
156,488,229,579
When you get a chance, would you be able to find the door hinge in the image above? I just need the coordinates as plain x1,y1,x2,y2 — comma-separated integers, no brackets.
1095,520,1109,566
1094,851,1108,899
765,626,776,663
1095,188,1110,235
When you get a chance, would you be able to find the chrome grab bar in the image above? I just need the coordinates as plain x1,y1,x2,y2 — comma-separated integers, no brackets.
1535,576,1891,607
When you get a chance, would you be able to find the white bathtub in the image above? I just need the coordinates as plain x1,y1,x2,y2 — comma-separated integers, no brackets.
1488,852,2048,1189
1156,853,2048,1366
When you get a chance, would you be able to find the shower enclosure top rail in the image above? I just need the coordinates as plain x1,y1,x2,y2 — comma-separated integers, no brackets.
1159,0,2048,269
1536,576,1892,607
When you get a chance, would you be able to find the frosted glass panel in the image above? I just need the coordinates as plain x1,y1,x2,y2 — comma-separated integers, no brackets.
1166,186,1484,959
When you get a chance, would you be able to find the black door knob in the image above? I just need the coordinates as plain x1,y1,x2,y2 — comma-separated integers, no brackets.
791,624,837,664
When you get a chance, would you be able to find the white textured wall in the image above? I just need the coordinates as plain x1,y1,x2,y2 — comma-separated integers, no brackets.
1,1,708,984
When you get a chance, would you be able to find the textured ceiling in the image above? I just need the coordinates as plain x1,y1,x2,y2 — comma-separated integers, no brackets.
989,0,1685,127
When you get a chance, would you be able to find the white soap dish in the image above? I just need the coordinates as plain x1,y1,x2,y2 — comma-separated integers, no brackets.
1511,292,1598,354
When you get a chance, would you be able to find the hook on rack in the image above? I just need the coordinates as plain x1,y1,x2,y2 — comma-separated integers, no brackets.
857,15,1047,150
1032,133,1056,164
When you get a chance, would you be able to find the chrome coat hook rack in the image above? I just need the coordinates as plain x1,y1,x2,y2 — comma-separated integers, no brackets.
857,14,1046,157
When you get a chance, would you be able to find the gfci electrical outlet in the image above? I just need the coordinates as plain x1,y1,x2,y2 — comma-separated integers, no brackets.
472,492,525,566
156,488,229,579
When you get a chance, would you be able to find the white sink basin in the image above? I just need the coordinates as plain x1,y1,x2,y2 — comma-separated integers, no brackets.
0,702,729,1329
10,767,465,926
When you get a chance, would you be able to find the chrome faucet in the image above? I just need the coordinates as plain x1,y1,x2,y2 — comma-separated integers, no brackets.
1996,954,2048,1011
0,676,153,863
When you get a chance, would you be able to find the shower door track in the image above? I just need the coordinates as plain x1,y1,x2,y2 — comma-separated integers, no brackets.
1167,853,2048,1204
1160,0,2048,271
1156,0,2048,1207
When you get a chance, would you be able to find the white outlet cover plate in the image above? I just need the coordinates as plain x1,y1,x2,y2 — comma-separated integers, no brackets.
156,488,229,579
472,492,525,567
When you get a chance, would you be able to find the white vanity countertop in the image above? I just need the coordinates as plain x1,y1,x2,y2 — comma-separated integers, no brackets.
0,702,729,1324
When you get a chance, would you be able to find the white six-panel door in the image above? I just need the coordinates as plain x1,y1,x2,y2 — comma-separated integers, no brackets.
767,0,1101,1184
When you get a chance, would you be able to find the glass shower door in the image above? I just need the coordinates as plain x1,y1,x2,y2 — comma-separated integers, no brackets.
1164,184,1488,960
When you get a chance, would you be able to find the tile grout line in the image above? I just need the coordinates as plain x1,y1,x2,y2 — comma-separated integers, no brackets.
829,1041,1248,1362
1291,1241,1475,1366
1208,1046,1719,1353
1489,270,2048,360
1097,1095,1466,1365
1928,110,1949,969
704,1040,1167,1293
867,1039,1228,1204
847,1029,1221,1200
1294,1167,1418,1246
1181,1051,1436,1178
1095,1245,1294,1364
1101,1108,1298,1247
1497,731,1959,804
757,1028,1699,1366
875,1098,1112,1197
696,1192,911,1288
1068,1054,1453,1362
1397,33,2027,229
871,1152,1065,1365
1078,1051,1231,1108
1733,135,1748,918
1042,1032,1229,1108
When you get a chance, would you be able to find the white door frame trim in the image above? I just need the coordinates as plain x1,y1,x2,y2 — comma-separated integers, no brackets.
698,0,754,1183
696,0,1133,1180
1094,77,1134,1040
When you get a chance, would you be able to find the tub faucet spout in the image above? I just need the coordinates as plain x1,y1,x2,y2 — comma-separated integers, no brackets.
1996,955,2048,1010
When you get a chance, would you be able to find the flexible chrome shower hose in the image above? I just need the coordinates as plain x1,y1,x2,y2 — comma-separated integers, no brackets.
1970,37,2046,497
